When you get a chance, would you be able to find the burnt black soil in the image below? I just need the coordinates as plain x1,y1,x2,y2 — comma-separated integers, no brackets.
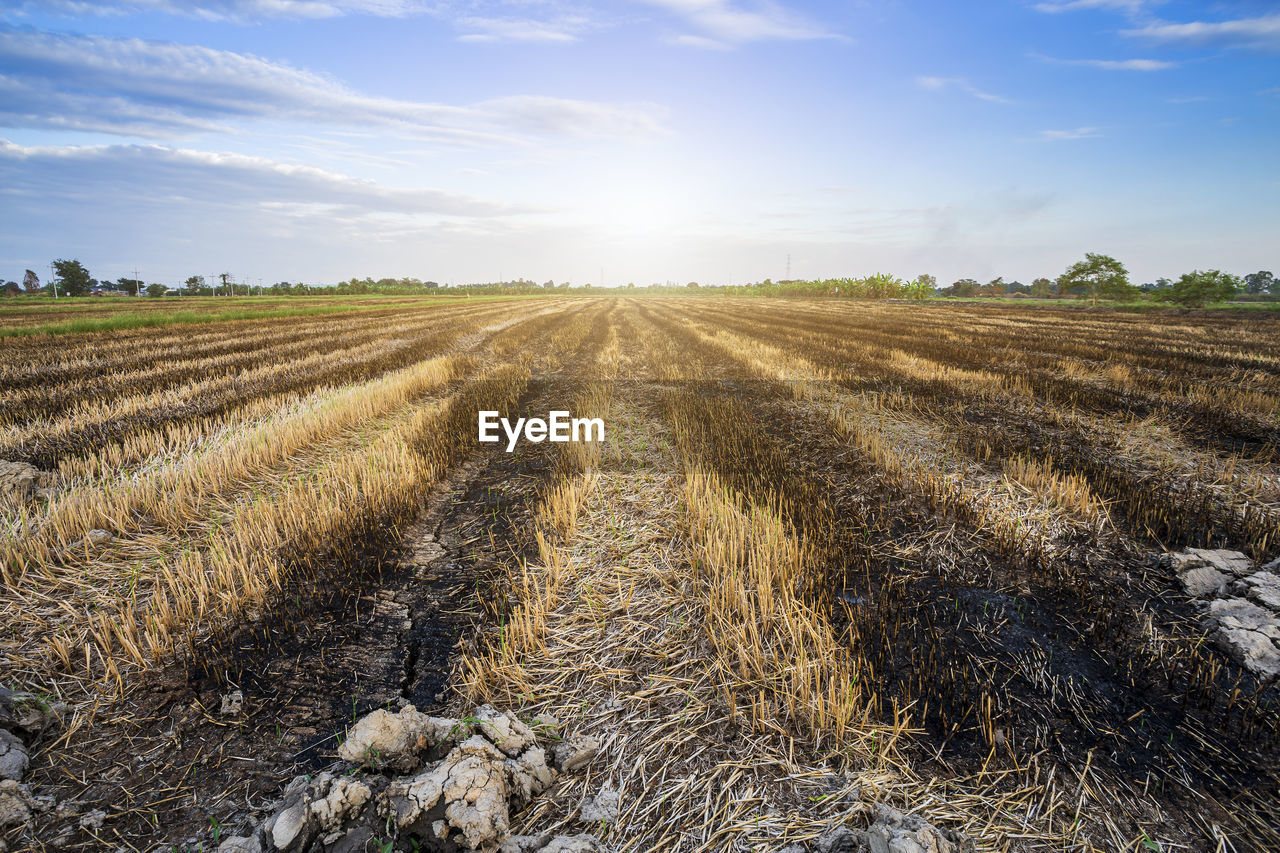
674,377,1280,851
14,385,566,853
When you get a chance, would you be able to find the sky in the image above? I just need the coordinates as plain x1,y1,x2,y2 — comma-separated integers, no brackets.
0,0,1276,288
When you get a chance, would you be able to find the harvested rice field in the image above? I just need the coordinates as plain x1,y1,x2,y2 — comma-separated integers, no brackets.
1,297,1278,853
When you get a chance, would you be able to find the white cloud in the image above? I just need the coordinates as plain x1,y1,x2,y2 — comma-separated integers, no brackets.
1089,58,1172,70
2,0,427,22
668,33,732,50
456,16,591,44
917,76,1012,104
0,29,666,141
4,0,838,48
1039,127,1101,140
0,138,528,217
1123,14,1280,50
1034,0,1159,14
644,0,837,46
1050,56,1175,70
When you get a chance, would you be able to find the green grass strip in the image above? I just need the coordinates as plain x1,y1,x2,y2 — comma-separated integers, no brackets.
0,295,532,338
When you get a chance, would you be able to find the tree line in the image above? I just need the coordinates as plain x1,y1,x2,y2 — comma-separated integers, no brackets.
5,256,1275,309
0,262,338,298
936,255,1275,308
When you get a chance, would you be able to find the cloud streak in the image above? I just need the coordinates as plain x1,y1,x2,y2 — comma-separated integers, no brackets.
1034,53,1175,70
1123,14,1280,51
455,16,592,44
645,0,837,48
0,28,666,141
1039,126,1101,140
917,76,1012,104
1033,0,1159,15
6,0,839,50
3,0,428,22
0,138,528,217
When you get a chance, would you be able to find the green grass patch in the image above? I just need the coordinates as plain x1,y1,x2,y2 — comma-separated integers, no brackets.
0,295,532,338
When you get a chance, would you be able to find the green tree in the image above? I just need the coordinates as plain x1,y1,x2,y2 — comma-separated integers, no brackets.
51,259,93,297
1058,253,1135,305
903,278,935,301
184,275,205,295
145,283,168,298
1165,270,1241,308
3,281,20,297
22,269,40,294
1030,277,1054,297
1243,270,1274,295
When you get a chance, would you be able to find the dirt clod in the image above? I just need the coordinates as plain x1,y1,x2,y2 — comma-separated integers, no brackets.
218,835,264,853
0,782,34,829
1241,571,1280,610
474,705,537,757
551,735,599,773
229,704,592,852
576,783,617,824
1180,565,1229,598
65,528,113,553
863,807,974,853
0,461,40,507
261,772,375,851
1174,548,1254,578
814,825,860,853
219,690,245,716
0,733,26,783
336,705,461,772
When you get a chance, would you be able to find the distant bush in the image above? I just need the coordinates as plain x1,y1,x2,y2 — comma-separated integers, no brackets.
1162,270,1241,309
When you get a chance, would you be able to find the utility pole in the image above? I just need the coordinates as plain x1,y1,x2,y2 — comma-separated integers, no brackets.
786,254,791,281
134,267,140,297
49,262,57,299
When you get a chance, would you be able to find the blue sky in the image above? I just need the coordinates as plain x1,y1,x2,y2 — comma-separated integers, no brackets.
0,0,1276,287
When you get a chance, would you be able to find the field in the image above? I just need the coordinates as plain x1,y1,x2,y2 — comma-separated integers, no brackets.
1,297,1278,853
